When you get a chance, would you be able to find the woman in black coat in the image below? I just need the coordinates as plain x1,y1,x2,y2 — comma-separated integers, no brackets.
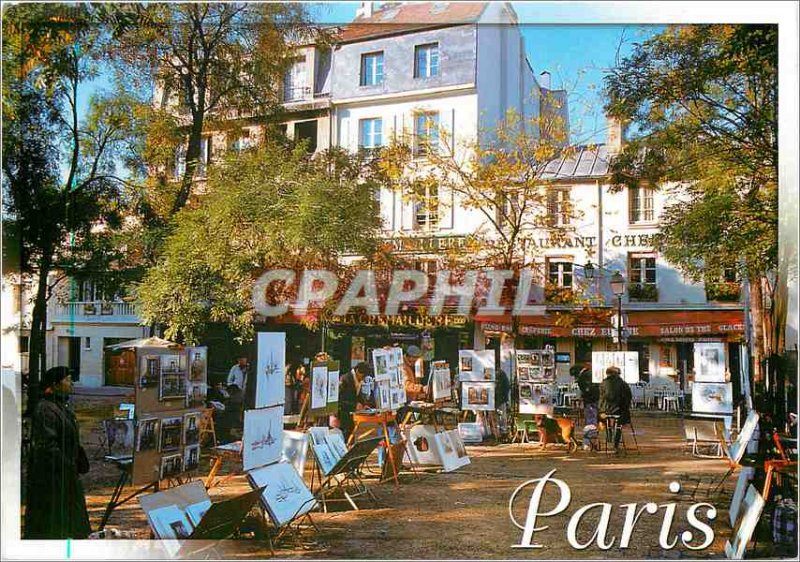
24,367,91,539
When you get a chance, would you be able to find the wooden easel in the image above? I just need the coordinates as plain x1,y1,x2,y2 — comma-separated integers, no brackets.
348,410,401,488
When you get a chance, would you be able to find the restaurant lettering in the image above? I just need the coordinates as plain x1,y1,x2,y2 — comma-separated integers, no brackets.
379,232,657,255
327,312,468,329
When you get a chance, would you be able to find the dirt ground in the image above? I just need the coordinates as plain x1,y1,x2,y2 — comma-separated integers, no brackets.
21,394,791,559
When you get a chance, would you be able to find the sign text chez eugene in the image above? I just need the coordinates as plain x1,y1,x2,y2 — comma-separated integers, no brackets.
380,233,658,254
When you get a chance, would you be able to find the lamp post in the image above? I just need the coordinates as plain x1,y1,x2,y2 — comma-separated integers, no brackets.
609,271,626,351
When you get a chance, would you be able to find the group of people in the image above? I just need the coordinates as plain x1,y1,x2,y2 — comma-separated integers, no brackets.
573,362,633,452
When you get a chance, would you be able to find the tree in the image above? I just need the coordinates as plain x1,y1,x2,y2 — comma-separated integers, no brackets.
604,25,778,382
108,2,316,216
377,101,598,332
2,4,133,404
137,141,383,343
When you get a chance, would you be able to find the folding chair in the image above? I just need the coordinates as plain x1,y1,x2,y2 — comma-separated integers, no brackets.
313,437,382,512
198,407,218,448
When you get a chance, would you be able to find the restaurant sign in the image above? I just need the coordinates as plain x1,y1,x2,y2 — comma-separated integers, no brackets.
326,312,468,329
380,235,470,254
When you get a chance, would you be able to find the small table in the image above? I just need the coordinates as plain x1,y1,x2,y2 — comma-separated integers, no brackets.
348,411,401,488
205,441,243,490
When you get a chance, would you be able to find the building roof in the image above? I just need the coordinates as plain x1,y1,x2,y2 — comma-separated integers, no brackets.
541,144,611,180
337,2,489,44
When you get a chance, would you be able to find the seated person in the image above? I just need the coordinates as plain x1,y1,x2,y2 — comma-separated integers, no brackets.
599,366,633,451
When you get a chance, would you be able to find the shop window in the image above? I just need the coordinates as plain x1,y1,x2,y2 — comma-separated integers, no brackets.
628,253,657,301
629,186,655,224
575,339,592,365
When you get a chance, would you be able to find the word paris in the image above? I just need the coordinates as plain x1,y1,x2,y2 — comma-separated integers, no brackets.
509,470,716,551
253,269,548,317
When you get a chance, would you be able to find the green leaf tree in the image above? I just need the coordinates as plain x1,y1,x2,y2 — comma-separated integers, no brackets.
604,25,778,382
137,142,382,343
2,4,135,404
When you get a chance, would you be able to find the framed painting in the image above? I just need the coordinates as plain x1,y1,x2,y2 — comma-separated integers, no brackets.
255,332,286,409
242,406,282,471
461,381,495,411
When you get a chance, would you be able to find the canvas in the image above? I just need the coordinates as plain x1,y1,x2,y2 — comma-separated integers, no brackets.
160,453,183,480
724,484,765,560
160,417,183,452
183,412,200,446
137,418,160,452
591,351,640,384
729,467,756,527
432,365,452,401
104,419,134,454
184,444,201,471
403,425,442,466
694,342,727,382
372,349,391,381
281,430,309,477
312,441,338,475
185,500,212,528
519,383,555,415
327,367,340,404
458,422,484,443
728,411,759,465
692,382,734,415
311,364,329,409
459,350,496,382
242,406,282,471
326,429,349,459
461,381,495,411
247,462,317,527
148,504,193,540
433,430,470,472
376,380,392,411
187,346,208,383
256,332,286,409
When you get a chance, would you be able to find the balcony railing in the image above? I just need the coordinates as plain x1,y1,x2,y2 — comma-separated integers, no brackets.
53,301,140,323
628,282,658,302
284,86,312,102
705,281,742,302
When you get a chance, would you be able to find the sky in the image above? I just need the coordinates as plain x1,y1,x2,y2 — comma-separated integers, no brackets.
309,2,662,144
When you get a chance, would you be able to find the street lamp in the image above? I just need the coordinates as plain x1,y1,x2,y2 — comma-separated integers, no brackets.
610,271,626,350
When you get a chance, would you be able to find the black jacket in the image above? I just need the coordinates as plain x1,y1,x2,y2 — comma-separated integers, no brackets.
24,395,91,539
577,368,599,404
599,373,632,421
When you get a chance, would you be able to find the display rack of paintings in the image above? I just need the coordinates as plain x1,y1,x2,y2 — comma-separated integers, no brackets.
122,339,208,486
256,333,286,409
591,351,640,384
371,348,405,412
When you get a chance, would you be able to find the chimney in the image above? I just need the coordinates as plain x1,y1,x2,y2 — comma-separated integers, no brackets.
539,71,551,90
356,2,374,19
606,115,626,155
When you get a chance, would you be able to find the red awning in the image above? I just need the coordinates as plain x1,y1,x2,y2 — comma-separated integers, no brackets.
478,309,744,338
